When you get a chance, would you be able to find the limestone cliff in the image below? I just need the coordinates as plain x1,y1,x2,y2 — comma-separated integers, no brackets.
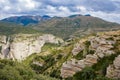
0,34,63,61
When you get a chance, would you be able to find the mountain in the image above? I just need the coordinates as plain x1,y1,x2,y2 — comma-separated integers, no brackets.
2,15,120,39
1,15,51,26
68,14,82,18
68,14,91,18
30,15,120,39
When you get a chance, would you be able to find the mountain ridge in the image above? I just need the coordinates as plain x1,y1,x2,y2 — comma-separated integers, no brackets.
30,15,120,39
1,15,51,26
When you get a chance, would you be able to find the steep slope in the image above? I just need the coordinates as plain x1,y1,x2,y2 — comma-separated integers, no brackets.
1,15,51,25
0,34,63,61
30,15,120,39
61,30,120,79
26,30,120,80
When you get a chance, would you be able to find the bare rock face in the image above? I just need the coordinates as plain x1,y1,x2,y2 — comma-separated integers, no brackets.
0,34,63,61
0,35,7,44
72,39,87,56
61,54,98,78
106,55,120,79
0,36,9,59
113,55,120,69
72,43,84,55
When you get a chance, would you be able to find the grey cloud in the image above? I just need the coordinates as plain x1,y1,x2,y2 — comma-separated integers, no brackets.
0,0,120,23
82,0,117,12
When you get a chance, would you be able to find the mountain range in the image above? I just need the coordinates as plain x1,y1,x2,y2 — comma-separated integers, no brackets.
30,15,120,39
0,14,120,80
1,15,51,26
1,14,120,39
0,14,91,26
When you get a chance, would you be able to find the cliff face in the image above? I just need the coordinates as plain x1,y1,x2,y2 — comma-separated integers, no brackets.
61,30,120,78
0,34,63,61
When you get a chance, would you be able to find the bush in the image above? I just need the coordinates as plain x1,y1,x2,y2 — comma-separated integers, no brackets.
89,50,95,54
74,50,84,60
73,67,96,80
95,75,113,80
0,65,23,80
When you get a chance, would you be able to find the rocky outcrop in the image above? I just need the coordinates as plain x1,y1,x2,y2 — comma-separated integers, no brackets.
61,31,119,78
106,55,120,79
0,34,63,61
72,39,85,56
61,54,98,78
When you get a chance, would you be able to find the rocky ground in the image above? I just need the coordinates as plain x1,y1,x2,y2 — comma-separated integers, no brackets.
61,30,120,79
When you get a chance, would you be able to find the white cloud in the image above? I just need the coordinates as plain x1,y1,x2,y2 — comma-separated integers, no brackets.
47,6,80,17
90,11,120,23
0,13,21,20
0,0,120,23
46,5,57,13
3,6,11,11
18,0,39,10
76,6,86,11
59,6,70,12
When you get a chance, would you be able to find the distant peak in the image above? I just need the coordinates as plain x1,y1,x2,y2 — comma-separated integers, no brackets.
84,14,91,16
68,14,82,18
42,15,51,18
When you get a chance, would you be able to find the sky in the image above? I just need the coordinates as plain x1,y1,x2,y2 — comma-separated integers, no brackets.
0,0,120,23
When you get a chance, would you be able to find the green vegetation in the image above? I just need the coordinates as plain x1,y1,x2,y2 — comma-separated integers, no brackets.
25,42,74,79
66,52,119,80
73,67,96,80
0,59,58,80
74,40,94,60
92,53,119,74
0,21,39,35
70,67,113,80
74,50,84,60
30,16,120,39
0,46,2,53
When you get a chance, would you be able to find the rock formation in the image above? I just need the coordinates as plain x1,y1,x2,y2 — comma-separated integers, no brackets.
61,54,98,78
61,31,120,78
0,34,63,61
106,55,120,79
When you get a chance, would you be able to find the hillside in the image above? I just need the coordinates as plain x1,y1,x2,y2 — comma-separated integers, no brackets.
30,15,120,39
0,27,120,80
0,21,39,35
25,30,120,80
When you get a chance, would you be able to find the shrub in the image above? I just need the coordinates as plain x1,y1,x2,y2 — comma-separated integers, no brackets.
74,50,84,60
73,67,96,80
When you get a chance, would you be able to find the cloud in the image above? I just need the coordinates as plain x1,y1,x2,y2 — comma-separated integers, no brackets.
89,11,120,23
83,0,117,12
0,0,120,23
